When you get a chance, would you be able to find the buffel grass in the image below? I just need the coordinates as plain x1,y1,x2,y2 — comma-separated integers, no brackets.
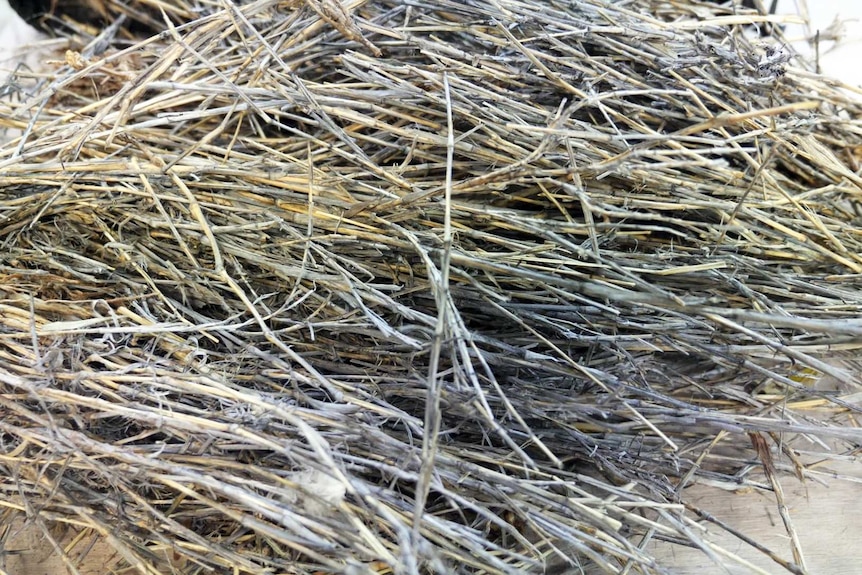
0,1,860,573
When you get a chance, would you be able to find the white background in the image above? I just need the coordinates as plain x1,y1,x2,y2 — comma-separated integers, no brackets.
774,0,862,86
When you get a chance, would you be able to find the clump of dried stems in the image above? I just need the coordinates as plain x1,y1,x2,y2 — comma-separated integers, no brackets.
0,0,860,573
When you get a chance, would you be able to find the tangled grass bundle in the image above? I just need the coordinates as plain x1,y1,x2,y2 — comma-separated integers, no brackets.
0,0,860,573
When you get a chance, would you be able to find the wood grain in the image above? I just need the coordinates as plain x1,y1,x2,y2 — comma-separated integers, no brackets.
647,460,862,574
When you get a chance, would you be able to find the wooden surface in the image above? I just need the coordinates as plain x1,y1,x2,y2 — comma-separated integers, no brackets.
2,521,120,575
648,465,862,574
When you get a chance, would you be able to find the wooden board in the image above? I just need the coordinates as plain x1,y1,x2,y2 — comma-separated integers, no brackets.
647,467,862,574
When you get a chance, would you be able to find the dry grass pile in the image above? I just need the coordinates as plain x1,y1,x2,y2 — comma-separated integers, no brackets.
0,0,860,573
